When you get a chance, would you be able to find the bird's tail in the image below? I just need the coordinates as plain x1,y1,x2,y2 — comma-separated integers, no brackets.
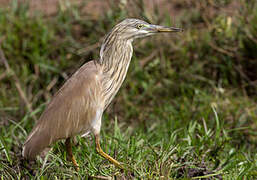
22,127,51,160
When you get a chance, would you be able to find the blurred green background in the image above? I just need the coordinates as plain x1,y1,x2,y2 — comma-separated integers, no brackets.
0,0,256,179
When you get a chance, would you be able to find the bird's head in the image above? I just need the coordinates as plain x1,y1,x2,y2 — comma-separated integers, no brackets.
110,18,183,41
99,18,183,64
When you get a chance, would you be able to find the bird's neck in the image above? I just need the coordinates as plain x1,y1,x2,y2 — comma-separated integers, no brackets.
97,39,133,108
98,39,133,72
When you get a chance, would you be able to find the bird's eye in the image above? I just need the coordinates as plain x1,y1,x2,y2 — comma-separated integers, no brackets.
137,24,144,29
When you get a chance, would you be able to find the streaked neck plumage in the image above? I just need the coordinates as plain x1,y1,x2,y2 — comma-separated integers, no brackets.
96,34,133,109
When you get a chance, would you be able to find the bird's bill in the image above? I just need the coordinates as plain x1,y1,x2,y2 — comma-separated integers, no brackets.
149,25,183,33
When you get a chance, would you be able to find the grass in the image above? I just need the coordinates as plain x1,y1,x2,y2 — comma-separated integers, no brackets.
0,0,257,179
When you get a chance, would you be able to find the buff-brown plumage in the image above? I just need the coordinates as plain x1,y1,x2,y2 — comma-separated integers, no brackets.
23,61,103,159
22,18,182,166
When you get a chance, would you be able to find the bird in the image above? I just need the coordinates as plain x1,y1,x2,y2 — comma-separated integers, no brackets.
22,18,182,170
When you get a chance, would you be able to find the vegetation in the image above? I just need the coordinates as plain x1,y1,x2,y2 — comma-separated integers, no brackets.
0,0,256,179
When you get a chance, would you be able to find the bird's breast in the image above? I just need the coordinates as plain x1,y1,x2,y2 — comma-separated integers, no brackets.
99,41,133,109
101,60,131,109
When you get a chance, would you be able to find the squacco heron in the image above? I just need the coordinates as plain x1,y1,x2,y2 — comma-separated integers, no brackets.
22,18,182,170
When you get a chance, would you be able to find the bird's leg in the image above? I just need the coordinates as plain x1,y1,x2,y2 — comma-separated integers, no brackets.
65,137,79,171
95,134,123,169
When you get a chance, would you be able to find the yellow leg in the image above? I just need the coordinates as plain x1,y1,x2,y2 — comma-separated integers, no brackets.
65,137,79,171
95,134,123,169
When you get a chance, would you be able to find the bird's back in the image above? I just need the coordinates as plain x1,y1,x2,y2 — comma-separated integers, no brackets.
23,61,103,159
